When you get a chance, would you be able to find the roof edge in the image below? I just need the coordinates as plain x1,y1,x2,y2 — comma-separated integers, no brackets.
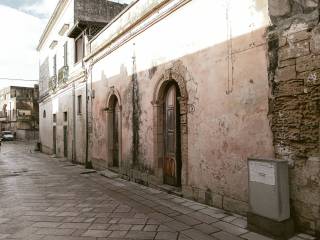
36,0,69,51
89,0,139,44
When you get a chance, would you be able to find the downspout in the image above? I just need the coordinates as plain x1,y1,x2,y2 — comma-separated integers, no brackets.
72,75,76,163
85,64,91,168
38,56,42,149
71,0,76,164
84,31,92,169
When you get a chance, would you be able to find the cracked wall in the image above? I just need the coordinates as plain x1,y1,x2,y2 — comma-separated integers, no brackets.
89,0,274,217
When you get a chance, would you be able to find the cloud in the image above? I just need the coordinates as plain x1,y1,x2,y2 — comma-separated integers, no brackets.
0,4,44,89
0,0,134,89
20,0,59,19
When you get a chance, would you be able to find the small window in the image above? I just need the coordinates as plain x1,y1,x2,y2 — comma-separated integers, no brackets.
77,95,82,115
64,112,68,121
53,54,57,76
63,42,68,66
75,35,84,63
53,114,57,123
43,110,46,118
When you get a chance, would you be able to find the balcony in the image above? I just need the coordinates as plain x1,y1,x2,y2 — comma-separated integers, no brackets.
58,66,69,85
49,75,57,91
0,111,6,118
0,111,7,122
17,115,32,121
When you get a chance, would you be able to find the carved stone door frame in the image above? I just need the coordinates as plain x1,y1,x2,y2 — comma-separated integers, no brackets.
152,69,188,187
106,88,122,169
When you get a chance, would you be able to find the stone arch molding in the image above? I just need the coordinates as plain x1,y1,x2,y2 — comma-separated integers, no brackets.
105,86,122,169
152,65,189,187
106,87,122,110
153,68,188,105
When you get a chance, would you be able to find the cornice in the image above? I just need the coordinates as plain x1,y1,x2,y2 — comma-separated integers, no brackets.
37,0,69,51
39,70,85,103
85,0,191,64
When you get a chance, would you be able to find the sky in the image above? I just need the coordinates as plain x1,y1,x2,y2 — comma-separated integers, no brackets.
0,0,132,90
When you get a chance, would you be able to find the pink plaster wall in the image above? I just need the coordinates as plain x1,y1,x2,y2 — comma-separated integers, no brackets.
89,0,274,207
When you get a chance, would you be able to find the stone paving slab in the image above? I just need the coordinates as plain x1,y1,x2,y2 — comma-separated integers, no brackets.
0,142,316,240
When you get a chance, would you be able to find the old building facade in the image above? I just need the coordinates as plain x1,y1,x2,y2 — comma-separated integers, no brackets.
37,0,126,161
38,0,320,236
0,85,39,139
87,0,273,215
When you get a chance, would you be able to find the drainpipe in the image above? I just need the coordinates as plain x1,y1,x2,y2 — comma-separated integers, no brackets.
84,62,93,169
84,31,92,169
85,63,89,168
72,77,76,163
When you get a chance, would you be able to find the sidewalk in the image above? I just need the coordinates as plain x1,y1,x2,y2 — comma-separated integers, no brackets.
0,141,316,240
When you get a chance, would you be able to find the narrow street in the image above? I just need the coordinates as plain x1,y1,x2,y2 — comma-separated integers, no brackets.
0,142,314,240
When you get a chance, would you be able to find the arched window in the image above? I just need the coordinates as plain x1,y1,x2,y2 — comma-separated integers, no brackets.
43,110,46,118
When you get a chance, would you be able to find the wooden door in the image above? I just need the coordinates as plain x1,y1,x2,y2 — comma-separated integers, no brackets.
164,85,180,186
113,100,119,167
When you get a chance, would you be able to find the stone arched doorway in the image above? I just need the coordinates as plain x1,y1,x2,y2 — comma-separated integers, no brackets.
106,88,122,169
152,69,188,187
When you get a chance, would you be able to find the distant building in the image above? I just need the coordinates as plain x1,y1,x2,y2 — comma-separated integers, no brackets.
37,0,127,160
0,85,39,139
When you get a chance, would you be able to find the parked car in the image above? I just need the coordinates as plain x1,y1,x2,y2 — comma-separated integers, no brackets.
1,131,15,141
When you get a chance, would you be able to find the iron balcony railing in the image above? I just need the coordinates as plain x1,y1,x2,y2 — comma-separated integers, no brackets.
49,75,57,91
58,66,69,85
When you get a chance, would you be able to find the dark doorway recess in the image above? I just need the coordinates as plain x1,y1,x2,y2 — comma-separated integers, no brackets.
163,82,182,187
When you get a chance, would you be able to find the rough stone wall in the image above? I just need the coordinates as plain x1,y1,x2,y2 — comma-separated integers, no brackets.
75,0,127,24
268,0,320,236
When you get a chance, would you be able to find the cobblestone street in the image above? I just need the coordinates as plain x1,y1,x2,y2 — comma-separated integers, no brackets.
0,142,315,240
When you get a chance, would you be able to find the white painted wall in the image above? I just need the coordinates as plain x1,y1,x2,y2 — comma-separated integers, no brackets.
39,0,75,94
38,0,87,162
88,0,274,212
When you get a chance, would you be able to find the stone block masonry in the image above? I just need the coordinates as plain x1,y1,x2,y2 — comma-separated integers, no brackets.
268,0,320,236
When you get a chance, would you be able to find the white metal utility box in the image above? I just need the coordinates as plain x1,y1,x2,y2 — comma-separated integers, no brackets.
247,158,294,239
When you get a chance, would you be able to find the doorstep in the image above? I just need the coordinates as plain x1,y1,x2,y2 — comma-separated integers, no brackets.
152,184,183,197
99,168,120,179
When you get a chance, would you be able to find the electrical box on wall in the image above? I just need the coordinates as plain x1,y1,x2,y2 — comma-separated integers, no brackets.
248,158,290,220
247,158,294,239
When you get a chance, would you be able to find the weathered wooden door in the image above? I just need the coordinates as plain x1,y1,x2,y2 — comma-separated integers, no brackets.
53,126,56,155
63,126,68,158
113,100,119,167
164,85,180,186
